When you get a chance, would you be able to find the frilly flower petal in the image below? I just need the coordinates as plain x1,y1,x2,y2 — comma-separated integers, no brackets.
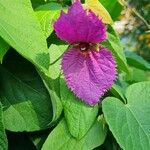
61,47,117,105
54,1,106,44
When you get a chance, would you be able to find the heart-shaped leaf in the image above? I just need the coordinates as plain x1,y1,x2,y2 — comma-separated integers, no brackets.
102,81,150,150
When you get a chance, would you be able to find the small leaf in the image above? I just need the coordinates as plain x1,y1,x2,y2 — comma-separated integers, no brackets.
60,79,99,139
85,0,113,24
102,81,150,150
0,103,8,150
35,3,62,38
42,117,107,150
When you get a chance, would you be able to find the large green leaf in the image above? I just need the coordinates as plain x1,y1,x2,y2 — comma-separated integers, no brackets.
42,117,107,150
102,26,129,74
99,0,123,20
0,0,49,71
0,37,9,63
35,3,62,38
125,50,150,70
38,44,68,123
0,103,8,150
0,51,53,132
48,44,68,122
102,82,150,150
60,79,99,139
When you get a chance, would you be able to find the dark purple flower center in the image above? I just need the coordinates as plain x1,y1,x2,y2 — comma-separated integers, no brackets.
72,43,99,54
79,43,90,52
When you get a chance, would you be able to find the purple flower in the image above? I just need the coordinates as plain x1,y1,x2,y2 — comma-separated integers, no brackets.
54,1,117,105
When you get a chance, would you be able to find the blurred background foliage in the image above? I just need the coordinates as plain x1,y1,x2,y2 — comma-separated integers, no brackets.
113,0,150,61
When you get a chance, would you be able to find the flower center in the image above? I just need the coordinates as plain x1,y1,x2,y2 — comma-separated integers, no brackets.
79,43,90,52
72,43,99,54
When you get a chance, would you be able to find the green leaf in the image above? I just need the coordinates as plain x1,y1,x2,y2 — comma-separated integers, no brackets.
0,0,49,71
102,25,129,74
48,44,68,121
38,44,68,123
125,67,148,83
42,117,107,150
99,0,123,20
102,81,150,150
0,37,9,63
125,50,150,70
35,3,62,38
60,79,99,139
0,51,53,132
0,103,8,150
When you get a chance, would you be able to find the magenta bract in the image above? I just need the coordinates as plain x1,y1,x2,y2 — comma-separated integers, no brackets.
54,1,117,105
54,1,106,44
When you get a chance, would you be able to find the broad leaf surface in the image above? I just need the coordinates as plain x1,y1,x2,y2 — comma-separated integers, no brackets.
102,82,150,150
35,3,62,38
42,117,107,150
0,51,53,131
0,0,49,71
